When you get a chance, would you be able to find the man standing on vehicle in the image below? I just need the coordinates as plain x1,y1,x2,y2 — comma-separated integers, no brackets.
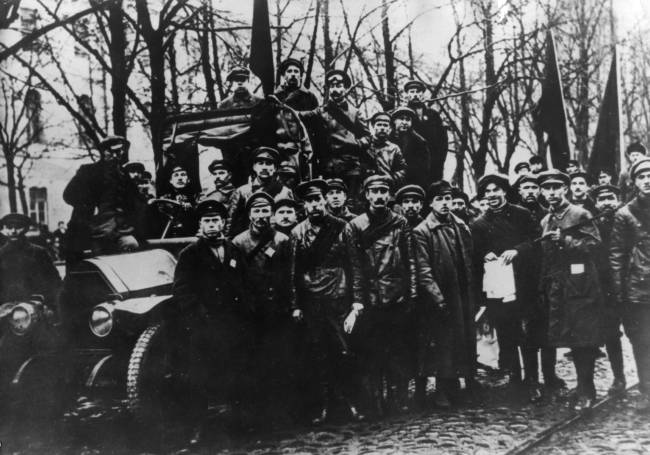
201,159,236,206
274,58,319,111
173,199,250,444
158,164,199,237
217,67,263,110
389,107,432,191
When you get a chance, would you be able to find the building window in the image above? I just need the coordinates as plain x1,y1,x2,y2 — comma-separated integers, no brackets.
25,88,43,143
29,187,48,226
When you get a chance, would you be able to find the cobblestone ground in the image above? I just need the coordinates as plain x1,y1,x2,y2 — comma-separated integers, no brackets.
0,338,639,454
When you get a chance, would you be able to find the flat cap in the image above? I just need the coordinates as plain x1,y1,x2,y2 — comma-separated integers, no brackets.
403,79,426,92
569,171,593,185
363,175,391,192
279,57,304,74
513,174,538,189
274,198,301,211
477,173,510,198
395,184,425,202
296,179,328,200
427,180,453,200
514,161,530,173
537,169,570,187
246,191,274,212
123,161,145,174
391,106,417,121
591,184,620,198
370,112,391,124
196,199,227,219
99,135,129,151
252,146,280,164
325,69,351,88
1,213,31,228
208,159,232,173
326,178,348,192
631,158,650,181
226,66,250,82
626,142,647,156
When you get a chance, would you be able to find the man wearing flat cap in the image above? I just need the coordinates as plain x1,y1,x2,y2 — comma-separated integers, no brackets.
299,69,371,208
275,58,319,111
325,178,357,222
619,141,648,202
63,135,140,264
396,184,425,229
471,174,544,402
610,157,650,412
389,106,433,190
227,146,294,237
412,180,477,408
529,155,546,175
514,161,531,177
217,66,262,110
157,164,199,238
514,174,547,224
402,80,448,182
232,192,295,421
450,187,474,224
289,179,363,424
201,159,236,205
537,169,605,412
569,171,597,216
346,175,414,416
272,198,300,236
173,199,250,444
364,112,406,188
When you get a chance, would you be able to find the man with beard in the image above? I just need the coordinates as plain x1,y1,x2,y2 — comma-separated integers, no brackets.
232,192,295,425
390,107,432,190
217,67,262,109
273,198,300,236
413,181,477,408
159,164,199,237
274,58,319,110
227,147,294,237
173,200,249,444
451,187,474,224
538,169,605,411
402,80,448,181
364,112,406,187
290,179,363,424
471,174,543,402
611,158,650,412
514,175,547,223
201,159,236,205
569,171,597,216
325,178,357,222
619,142,647,203
346,176,414,416
591,184,626,396
299,69,371,207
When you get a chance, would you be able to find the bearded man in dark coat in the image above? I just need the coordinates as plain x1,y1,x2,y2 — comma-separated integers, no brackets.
274,58,319,111
513,174,547,224
538,170,605,412
412,180,477,408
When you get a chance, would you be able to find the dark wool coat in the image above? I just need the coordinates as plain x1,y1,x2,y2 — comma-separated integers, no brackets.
406,102,448,182
390,130,432,191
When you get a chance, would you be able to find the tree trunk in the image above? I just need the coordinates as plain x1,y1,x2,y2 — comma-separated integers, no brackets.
454,40,470,190
321,0,332,72
149,32,166,171
305,0,320,88
5,158,16,213
16,168,28,215
108,0,127,137
381,0,396,110
209,2,225,100
199,5,217,107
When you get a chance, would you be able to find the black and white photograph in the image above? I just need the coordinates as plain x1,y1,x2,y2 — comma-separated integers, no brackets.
0,0,649,453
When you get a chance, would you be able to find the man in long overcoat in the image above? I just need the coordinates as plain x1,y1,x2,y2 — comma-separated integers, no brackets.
389,107,433,190
412,180,477,408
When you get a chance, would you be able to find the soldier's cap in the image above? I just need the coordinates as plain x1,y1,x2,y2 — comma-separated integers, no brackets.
123,161,145,174
427,180,453,200
569,171,593,185
1,213,31,228
279,57,304,74
252,146,280,164
208,159,232,173
226,66,250,82
170,164,188,174
391,106,417,122
537,169,570,187
403,79,426,92
246,191,274,212
142,171,153,181
395,184,425,202
514,161,530,173
477,173,510,198
370,111,391,125
326,178,348,193
99,135,129,151
363,175,392,192
513,174,538,189
196,199,227,219
277,164,298,176
296,179,328,200
631,158,650,181
274,197,300,212
529,155,544,165
591,184,620,199
325,69,351,88
451,187,470,204
626,142,647,156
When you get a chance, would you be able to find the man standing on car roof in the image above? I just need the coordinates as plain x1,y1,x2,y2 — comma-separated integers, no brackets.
217,67,263,110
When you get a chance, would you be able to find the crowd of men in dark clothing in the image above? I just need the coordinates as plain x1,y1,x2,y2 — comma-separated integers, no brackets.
3,57,650,446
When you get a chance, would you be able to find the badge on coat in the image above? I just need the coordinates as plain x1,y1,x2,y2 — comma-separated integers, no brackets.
229,258,237,268
570,263,585,275
265,247,276,258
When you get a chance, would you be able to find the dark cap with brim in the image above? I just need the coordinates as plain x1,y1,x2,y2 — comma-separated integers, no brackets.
627,142,647,156
274,198,300,211
363,175,391,192
208,159,232,173
123,161,145,174
99,135,129,151
370,112,391,125
450,187,470,204
196,200,227,219
226,66,250,82
252,146,280,164
246,191,274,212
325,69,351,88
631,158,650,181
427,180,453,200
569,171,593,185
537,169,570,187
326,178,348,193
591,184,620,199
1,213,31,228
391,106,417,122
403,79,426,92
279,58,304,74
513,174,538,189
296,179,328,200
395,184,425,202
514,161,530,173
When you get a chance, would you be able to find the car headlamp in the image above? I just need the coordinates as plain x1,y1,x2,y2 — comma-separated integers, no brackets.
89,303,114,338
10,303,37,335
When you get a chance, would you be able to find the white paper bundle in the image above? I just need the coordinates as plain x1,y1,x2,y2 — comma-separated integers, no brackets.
483,261,516,302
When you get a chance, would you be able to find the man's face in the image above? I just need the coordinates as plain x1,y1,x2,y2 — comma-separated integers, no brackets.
366,187,390,209
212,169,231,187
401,197,422,218
635,170,650,196
530,162,543,173
519,182,540,203
199,215,225,238
274,207,297,228
326,188,347,209
629,151,645,164
232,77,249,94
372,119,391,140
430,193,452,216
102,145,126,164
170,169,189,189
451,197,467,214
4,222,26,241
250,204,272,230
282,66,302,89
405,87,424,104
479,199,489,213
393,115,412,133
570,177,588,198
484,183,507,210
328,80,346,102
252,158,276,180
598,172,612,185
541,182,568,207
304,194,328,219
128,171,142,181
595,192,619,212
566,164,578,174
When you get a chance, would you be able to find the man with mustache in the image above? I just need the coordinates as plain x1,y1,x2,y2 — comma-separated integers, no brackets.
450,187,474,224
389,107,432,190
412,180,477,408
227,147,294,237
272,198,300,236
514,174,547,224
471,174,543,402
325,178,357,222
365,112,406,188
569,171,597,216
217,67,262,109
538,169,605,412
610,158,650,412
274,58,319,111
201,158,236,205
